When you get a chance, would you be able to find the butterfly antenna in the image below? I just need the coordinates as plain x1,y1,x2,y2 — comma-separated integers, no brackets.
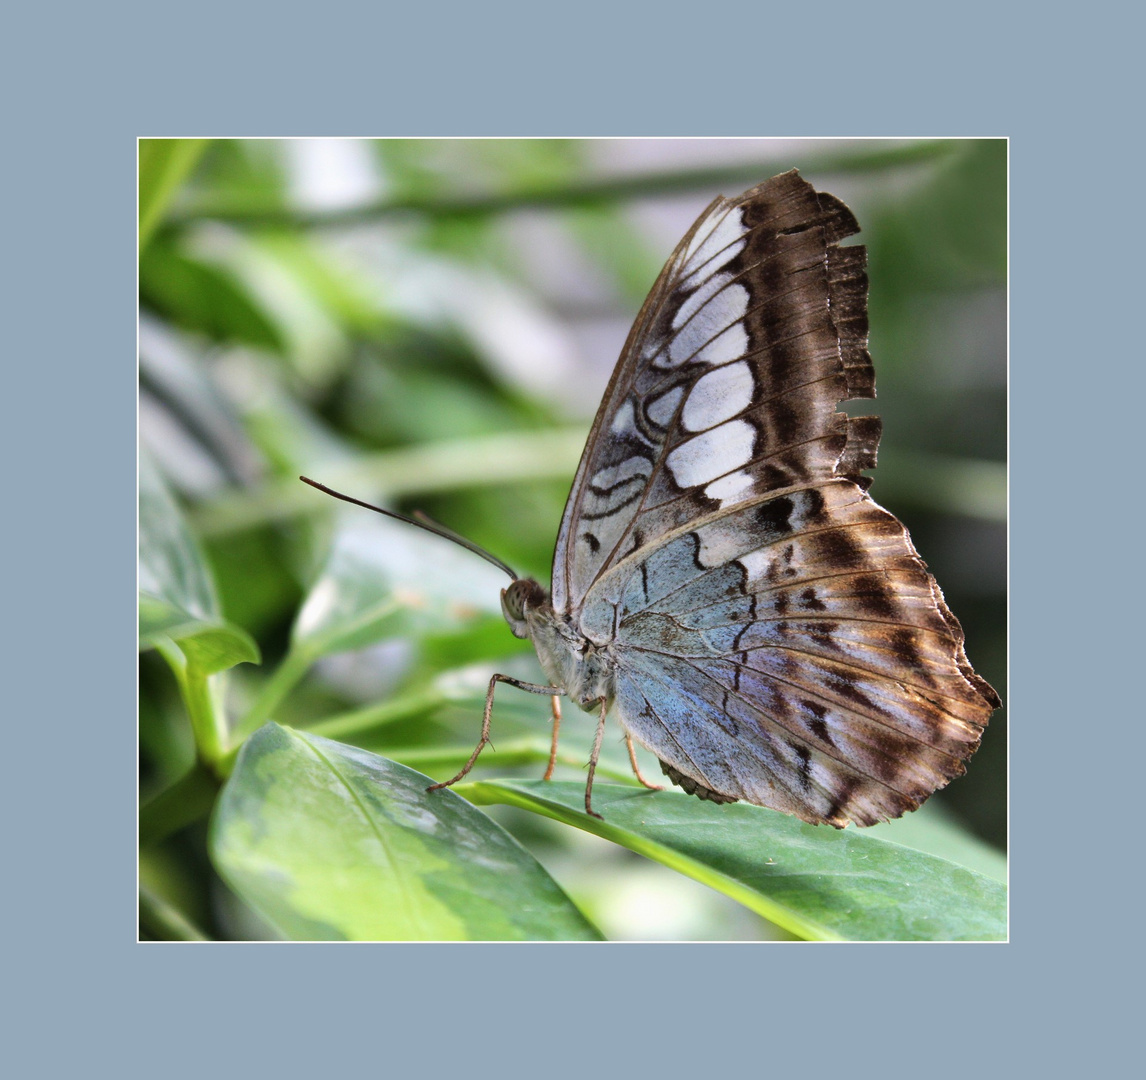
299,476,519,580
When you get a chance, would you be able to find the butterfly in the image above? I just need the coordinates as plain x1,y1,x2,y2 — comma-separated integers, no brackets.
304,168,999,827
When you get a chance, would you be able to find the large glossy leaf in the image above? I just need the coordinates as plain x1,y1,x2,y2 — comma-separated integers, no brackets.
464,779,1006,942
866,801,1006,883
210,724,602,941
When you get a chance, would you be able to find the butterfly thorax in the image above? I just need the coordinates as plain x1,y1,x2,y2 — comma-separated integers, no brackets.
501,578,614,711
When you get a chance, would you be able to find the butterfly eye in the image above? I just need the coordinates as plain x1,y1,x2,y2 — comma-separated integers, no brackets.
501,579,551,639
501,584,524,621
500,581,532,638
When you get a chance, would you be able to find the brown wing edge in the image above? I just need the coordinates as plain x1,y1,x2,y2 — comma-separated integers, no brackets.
740,177,882,489
819,191,882,490
930,575,1004,712
701,174,886,494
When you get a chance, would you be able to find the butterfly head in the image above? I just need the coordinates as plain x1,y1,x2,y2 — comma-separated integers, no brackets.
500,578,550,640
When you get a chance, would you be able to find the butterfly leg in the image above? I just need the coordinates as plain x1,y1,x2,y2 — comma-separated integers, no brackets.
624,734,665,792
427,673,561,793
583,698,609,820
542,695,562,781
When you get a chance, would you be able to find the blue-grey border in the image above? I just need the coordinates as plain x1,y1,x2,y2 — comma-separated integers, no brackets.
12,1,1116,1074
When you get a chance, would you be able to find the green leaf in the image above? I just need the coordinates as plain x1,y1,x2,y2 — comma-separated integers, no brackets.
138,454,259,672
464,780,1006,942
255,230,385,337
210,724,602,941
178,228,349,384
140,762,222,847
139,453,258,767
865,801,1007,883
139,138,210,251
139,452,218,621
139,241,286,352
291,514,507,659
139,594,259,673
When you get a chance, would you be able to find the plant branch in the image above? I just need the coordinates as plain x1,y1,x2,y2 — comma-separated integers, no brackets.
165,141,957,230
405,741,637,785
233,647,315,743
190,427,587,537
305,686,451,742
191,428,1005,540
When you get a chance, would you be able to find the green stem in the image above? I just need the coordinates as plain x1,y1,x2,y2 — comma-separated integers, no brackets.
156,639,228,768
166,141,957,230
307,686,449,741
191,428,586,538
139,884,211,941
193,429,1005,540
185,668,229,765
410,742,636,784
233,647,314,742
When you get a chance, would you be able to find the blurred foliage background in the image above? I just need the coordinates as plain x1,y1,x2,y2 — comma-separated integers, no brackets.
139,138,1006,940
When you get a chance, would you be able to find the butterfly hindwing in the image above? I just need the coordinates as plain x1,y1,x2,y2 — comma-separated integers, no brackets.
581,480,996,825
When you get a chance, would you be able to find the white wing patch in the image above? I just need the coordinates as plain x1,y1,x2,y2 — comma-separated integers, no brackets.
609,399,635,434
666,418,755,488
673,271,735,331
682,360,754,432
703,469,754,506
666,283,749,368
736,546,777,583
681,208,746,277
692,321,749,366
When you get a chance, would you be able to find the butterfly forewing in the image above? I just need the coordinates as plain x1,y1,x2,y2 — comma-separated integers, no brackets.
548,170,998,827
551,171,879,615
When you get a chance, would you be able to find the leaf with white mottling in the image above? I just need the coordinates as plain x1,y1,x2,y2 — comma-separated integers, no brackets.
210,724,601,941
